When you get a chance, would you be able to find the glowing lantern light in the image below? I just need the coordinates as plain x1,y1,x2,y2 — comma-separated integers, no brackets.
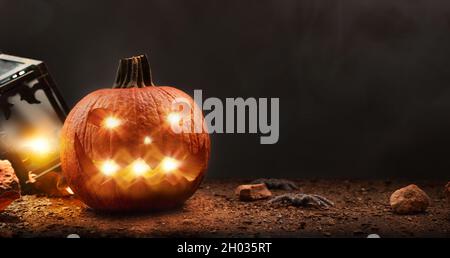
22,137,52,155
131,159,151,176
103,116,121,129
161,157,179,173
100,160,120,176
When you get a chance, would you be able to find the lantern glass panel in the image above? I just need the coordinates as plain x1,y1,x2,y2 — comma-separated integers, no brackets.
0,59,21,76
0,88,62,172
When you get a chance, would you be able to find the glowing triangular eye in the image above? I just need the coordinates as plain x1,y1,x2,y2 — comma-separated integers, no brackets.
167,112,181,125
103,116,122,129
86,108,109,126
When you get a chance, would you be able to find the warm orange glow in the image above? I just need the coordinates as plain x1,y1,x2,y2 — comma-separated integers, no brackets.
103,116,121,129
66,187,74,195
131,159,151,176
143,136,152,145
22,137,52,155
100,160,120,176
161,157,179,173
167,112,181,125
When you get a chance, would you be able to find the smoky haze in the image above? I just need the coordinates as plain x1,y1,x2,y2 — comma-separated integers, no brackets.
2,0,450,179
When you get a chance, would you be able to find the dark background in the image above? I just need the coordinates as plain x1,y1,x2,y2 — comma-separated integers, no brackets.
2,0,450,179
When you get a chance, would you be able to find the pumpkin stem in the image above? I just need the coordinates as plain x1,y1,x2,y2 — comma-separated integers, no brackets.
113,55,154,88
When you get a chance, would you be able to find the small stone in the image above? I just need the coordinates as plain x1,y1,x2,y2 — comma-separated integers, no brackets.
0,160,21,212
390,184,430,214
235,184,272,201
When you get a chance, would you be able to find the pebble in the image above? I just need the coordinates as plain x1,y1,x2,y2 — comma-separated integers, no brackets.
235,184,272,201
390,184,430,214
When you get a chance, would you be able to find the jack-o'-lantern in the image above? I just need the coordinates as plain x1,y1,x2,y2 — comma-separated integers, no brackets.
60,55,210,212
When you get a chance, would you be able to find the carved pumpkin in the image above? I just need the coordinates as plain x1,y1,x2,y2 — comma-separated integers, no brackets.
60,55,210,212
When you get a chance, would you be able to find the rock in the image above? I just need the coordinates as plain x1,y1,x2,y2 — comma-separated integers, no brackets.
0,160,21,212
390,184,430,214
235,184,272,201
445,182,450,205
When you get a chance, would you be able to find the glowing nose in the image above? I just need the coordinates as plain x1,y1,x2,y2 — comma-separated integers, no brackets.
143,136,152,145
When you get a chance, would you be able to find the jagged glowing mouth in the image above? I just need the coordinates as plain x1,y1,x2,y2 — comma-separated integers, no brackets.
96,157,179,177
73,133,200,190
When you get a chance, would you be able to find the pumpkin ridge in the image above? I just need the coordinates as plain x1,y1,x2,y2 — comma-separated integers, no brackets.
79,93,102,160
147,89,163,133
140,88,161,128
131,88,138,143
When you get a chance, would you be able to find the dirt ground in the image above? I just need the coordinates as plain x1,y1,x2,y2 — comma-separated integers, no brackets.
0,179,449,238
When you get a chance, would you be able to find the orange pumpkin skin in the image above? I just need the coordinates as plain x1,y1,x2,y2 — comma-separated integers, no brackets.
60,56,210,212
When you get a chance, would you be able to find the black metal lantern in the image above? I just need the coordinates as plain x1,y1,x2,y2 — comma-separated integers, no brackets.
0,53,68,193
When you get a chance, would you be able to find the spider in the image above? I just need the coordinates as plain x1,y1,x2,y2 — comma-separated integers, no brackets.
268,193,334,209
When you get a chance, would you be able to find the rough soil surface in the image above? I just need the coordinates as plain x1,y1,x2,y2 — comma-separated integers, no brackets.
0,179,449,238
